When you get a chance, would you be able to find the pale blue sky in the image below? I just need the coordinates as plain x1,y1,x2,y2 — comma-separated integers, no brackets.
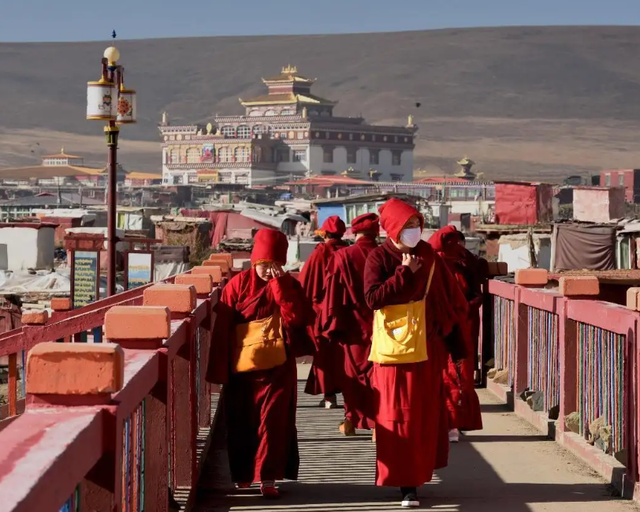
0,0,638,42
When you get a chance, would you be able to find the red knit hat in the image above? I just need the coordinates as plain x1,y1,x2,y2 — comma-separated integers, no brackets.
319,216,346,237
251,229,288,265
378,198,424,242
351,213,380,235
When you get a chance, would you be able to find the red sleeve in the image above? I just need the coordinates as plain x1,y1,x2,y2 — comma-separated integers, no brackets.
205,276,240,385
428,256,469,339
364,249,419,310
320,257,349,339
270,273,314,328
299,245,329,305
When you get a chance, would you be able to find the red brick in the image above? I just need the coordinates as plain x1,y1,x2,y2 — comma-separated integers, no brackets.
143,284,196,313
203,259,229,272
175,273,213,295
559,276,600,297
626,287,640,311
22,310,49,325
514,268,548,286
27,342,124,395
105,306,171,340
208,253,233,266
486,261,508,277
50,297,72,312
192,265,223,283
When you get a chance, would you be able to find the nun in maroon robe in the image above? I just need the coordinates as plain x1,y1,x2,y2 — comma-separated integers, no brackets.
301,215,348,407
429,225,483,438
364,199,468,508
206,229,314,498
320,213,379,434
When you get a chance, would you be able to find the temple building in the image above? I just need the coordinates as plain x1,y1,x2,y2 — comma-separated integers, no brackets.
159,65,417,186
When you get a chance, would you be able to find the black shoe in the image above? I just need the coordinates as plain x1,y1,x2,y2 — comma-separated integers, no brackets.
400,487,419,508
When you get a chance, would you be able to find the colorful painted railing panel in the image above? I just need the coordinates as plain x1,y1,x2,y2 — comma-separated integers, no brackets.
492,295,516,384
577,322,626,456
58,486,79,512
122,400,146,512
526,306,560,412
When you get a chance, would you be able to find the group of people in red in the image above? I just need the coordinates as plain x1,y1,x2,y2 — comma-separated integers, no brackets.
206,197,486,508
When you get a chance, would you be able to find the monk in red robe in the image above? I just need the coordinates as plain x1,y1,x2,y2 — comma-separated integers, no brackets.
364,199,468,509
428,226,484,442
301,215,347,408
206,229,314,498
320,213,379,436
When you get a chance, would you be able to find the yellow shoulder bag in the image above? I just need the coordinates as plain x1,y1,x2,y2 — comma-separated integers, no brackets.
232,312,287,373
369,261,436,365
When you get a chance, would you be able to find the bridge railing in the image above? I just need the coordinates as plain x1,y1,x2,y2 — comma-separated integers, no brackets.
483,272,639,498
0,262,227,512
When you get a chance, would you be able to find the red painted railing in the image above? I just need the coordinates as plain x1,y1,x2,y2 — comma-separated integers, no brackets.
0,262,226,512
484,278,640,498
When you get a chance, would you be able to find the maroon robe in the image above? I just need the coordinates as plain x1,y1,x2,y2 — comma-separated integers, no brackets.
300,238,347,396
429,226,483,432
206,269,314,483
321,235,378,429
364,239,468,487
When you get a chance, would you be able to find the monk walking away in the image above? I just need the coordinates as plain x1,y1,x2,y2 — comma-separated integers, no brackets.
301,215,347,409
429,226,484,442
206,229,314,499
320,213,379,437
364,199,468,509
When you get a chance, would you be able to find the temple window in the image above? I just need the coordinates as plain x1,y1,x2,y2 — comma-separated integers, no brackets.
265,110,277,116
323,147,334,163
390,173,403,182
604,174,611,186
346,148,357,164
237,125,251,138
186,148,200,163
369,149,380,165
221,125,236,138
235,146,249,162
252,125,264,136
293,150,307,162
219,147,230,162
618,174,625,186
392,151,402,166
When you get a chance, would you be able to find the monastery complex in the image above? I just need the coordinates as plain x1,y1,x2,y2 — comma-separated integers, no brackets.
159,65,417,186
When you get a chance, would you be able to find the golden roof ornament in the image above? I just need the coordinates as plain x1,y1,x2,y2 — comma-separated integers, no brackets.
206,123,213,135
282,64,298,74
161,111,169,125
302,106,308,118
457,156,475,168
407,114,414,126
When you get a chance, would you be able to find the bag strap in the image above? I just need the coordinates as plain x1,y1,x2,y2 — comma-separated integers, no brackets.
424,261,436,299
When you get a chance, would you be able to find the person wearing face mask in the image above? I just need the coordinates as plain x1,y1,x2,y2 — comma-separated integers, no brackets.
301,216,348,409
206,229,314,499
428,226,484,443
364,198,468,509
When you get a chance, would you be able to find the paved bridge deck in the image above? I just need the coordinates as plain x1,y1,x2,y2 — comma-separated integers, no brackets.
193,373,637,512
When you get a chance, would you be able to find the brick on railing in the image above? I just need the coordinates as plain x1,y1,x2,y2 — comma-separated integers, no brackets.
559,276,600,297
22,309,48,326
50,297,72,312
27,342,124,396
104,306,171,348
515,268,548,286
175,273,213,297
626,287,640,311
143,284,197,315
203,259,229,273
208,253,232,267
192,265,223,284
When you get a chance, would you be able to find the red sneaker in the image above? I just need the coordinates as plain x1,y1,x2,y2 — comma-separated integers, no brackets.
260,482,280,499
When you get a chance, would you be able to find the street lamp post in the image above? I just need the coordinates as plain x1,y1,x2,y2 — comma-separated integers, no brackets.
86,36,136,296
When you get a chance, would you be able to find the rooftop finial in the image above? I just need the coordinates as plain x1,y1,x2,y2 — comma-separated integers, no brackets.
112,30,117,40
282,64,298,74
61,147,65,155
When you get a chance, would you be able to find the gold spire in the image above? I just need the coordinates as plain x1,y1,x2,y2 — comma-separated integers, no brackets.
282,64,298,74
61,147,65,155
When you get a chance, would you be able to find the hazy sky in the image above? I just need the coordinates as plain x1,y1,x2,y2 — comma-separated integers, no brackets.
1,0,638,42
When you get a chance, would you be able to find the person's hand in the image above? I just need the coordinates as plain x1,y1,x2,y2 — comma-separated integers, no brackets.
402,253,422,273
270,262,285,278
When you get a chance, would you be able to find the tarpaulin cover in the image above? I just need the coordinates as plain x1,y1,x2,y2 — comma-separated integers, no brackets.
494,183,553,225
554,224,616,271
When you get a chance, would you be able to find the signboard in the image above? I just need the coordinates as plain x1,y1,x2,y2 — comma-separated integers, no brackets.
126,252,153,290
72,250,99,308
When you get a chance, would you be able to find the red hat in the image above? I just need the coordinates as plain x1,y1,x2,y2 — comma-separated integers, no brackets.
351,213,380,235
378,198,424,242
320,216,346,237
428,225,463,252
251,229,288,265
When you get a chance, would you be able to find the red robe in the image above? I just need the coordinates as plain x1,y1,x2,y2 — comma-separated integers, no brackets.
206,269,314,483
300,238,347,396
320,236,378,429
429,227,483,432
364,239,468,487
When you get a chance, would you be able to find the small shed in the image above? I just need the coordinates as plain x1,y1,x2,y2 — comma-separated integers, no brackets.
494,181,554,225
572,186,625,224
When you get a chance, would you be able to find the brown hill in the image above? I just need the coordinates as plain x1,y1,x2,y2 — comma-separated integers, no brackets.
1,26,640,181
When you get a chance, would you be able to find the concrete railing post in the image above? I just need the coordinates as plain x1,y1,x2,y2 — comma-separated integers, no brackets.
26,342,124,511
105,305,172,512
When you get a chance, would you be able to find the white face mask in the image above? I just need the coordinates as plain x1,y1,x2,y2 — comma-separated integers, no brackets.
400,227,422,248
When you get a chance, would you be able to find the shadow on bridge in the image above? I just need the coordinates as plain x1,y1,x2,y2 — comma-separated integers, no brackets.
193,384,629,512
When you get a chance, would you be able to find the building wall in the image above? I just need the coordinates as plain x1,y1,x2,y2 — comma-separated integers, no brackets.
0,227,54,271
573,188,626,223
600,170,640,203
494,184,538,225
